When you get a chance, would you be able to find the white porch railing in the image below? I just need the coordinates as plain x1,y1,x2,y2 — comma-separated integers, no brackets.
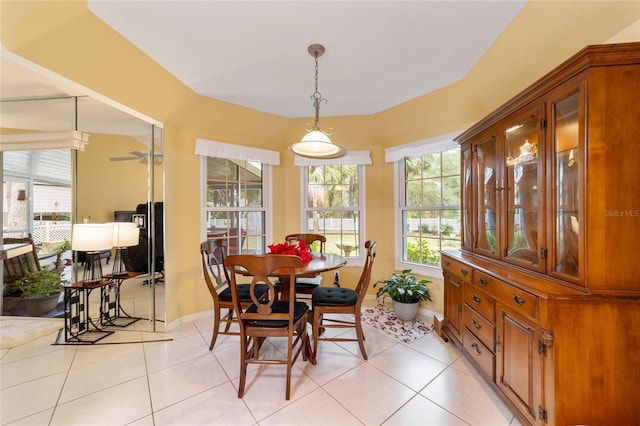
3,222,72,244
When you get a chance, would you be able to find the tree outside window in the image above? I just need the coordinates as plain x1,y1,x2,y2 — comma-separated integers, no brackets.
304,164,364,258
401,148,461,267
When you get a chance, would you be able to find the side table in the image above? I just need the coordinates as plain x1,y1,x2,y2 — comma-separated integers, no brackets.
102,272,143,327
59,280,114,344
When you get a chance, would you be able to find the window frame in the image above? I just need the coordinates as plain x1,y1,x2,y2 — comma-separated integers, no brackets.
200,156,273,253
300,163,367,267
391,138,461,279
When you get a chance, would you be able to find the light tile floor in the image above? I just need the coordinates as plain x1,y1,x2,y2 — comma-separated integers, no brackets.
1,303,521,426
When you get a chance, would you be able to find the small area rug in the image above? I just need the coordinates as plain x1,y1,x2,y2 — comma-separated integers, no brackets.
0,317,63,349
361,304,433,343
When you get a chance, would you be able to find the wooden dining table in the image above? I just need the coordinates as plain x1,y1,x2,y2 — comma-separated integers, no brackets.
235,252,346,300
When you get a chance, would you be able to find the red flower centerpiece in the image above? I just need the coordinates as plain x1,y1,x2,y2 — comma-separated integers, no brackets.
267,240,313,263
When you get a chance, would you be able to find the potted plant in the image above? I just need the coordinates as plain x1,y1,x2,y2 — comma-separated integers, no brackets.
374,269,432,321
15,269,67,315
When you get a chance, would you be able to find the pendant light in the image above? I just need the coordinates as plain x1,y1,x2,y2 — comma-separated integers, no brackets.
289,44,346,159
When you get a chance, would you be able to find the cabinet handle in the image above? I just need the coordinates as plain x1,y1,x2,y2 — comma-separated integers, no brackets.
496,334,501,353
472,294,481,305
444,260,450,267
479,278,488,286
461,268,468,276
471,343,481,356
472,319,481,330
512,294,526,306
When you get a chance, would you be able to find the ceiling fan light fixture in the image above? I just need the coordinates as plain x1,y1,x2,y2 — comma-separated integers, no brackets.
289,44,347,160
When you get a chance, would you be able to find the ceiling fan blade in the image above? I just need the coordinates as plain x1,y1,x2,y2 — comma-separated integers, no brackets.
109,156,138,161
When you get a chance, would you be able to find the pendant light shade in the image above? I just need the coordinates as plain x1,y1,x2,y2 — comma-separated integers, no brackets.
289,44,347,159
290,130,346,159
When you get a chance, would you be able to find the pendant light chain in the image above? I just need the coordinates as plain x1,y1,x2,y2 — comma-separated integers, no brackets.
288,43,345,159
311,51,326,128
314,54,320,98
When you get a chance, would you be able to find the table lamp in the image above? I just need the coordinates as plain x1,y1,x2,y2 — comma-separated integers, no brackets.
108,222,140,276
71,223,114,284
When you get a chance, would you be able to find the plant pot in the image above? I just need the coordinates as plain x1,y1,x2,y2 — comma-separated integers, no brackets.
392,300,420,321
24,292,62,316
2,296,25,314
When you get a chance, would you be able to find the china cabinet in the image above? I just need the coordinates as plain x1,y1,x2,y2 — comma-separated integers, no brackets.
442,42,640,425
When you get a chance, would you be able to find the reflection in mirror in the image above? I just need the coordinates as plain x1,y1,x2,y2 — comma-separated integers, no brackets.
76,97,165,330
1,95,164,331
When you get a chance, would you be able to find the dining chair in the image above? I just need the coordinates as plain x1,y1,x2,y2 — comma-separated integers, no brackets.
224,253,317,400
3,235,64,283
283,233,327,298
200,239,268,350
311,240,377,360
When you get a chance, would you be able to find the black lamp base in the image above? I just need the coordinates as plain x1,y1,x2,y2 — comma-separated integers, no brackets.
82,252,104,284
111,248,129,276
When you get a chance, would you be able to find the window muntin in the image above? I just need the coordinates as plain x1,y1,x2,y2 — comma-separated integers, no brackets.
303,164,364,260
400,148,461,269
204,157,267,254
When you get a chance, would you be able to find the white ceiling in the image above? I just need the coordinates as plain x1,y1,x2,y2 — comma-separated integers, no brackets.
1,1,527,121
83,0,527,118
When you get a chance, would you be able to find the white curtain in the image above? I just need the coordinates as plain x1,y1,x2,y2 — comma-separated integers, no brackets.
0,131,89,151
195,138,280,165
384,130,461,162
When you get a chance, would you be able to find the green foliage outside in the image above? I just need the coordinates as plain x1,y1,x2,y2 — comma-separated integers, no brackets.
50,239,71,252
403,148,461,266
407,239,441,266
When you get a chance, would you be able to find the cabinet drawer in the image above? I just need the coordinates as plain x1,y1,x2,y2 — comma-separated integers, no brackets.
463,305,495,350
464,283,495,322
475,270,538,319
474,270,499,292
442,256,473,283
463,327,495,380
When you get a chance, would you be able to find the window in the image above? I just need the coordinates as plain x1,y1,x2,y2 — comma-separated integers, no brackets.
399,147,461,273
203,157,268,254
386,132,461,276
300,158,368,263
197,139,278,254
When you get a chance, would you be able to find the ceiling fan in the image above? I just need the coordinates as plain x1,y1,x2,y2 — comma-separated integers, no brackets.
109,150,163,165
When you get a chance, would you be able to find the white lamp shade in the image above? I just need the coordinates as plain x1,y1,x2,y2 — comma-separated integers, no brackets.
289,130,346,159
71,224,114,251
108,222,140,247
301,130,332,144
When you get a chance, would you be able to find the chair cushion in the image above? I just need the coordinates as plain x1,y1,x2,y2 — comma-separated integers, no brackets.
219,283,269,302
312,287,358,306
245,301,308,327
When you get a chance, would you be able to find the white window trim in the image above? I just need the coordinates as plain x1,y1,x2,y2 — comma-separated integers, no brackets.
195,138,280,165
384,131,459,162
389,132,462,278
299,164,367,267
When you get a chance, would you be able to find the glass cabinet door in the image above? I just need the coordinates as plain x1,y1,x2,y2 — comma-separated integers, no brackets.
461,143,473,251
503,109,544,271
549,88,583,283
474,134,499,257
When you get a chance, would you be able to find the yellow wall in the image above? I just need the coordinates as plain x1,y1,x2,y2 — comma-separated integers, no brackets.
76,133,162,224
2,1,639,323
